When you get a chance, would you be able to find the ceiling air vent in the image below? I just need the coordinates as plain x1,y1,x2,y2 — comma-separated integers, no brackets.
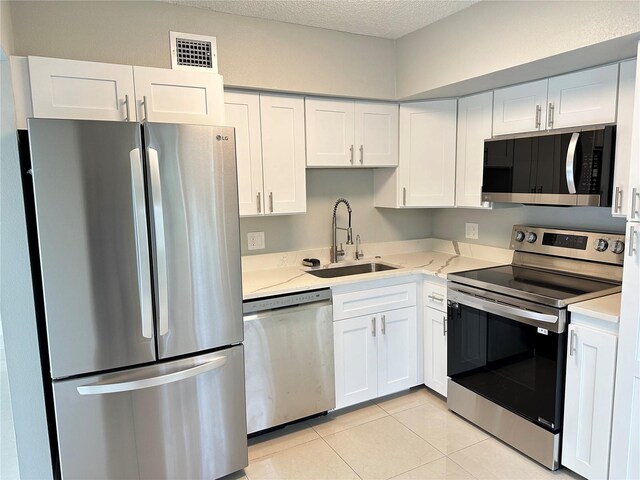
170,31,218,73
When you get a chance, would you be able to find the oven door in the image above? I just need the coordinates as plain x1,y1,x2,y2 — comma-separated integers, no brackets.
447,286,567,433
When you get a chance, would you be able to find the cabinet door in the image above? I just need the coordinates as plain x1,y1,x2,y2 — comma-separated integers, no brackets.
28,56,136,121
377,307,418,397
305,98,355,167
612,60,636,217
355,102,398,167
260,94,307,214
423,307,447,397
493,79,547,136
562,324,617,479
224,91,264,216
456,92,493,208
133,66,224,125
334,316,378,409
548,64,618,130
399,100,457,207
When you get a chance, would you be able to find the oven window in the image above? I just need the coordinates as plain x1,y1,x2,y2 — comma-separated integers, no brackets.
447,301,566,432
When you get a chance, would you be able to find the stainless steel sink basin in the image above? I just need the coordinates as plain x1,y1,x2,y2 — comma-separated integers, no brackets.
306,262,398,278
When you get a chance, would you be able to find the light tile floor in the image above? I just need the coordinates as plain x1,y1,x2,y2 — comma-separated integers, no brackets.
223,387,583,480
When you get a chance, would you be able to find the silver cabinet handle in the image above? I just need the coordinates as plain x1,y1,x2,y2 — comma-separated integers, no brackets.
350,145,354,165
631,187,639,220
148,147,169,336
614,186,622,213
381,315,386,335
142,95,149,122
269,191,274,213
535,105,541,129
428,294,444,303
443,316,447,337
124,94,131,121
548,102,554,128
359,145,364,164
77,356,227,395
257,192,262,213
569,329,577,356
566,132,579,194
129,148,153,339
403,187,407,206
371,317,376,337
629,225,637,258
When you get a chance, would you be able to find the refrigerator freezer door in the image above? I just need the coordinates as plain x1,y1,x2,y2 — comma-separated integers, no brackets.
52,346,248,479
144,124,243,359
27,119,155,378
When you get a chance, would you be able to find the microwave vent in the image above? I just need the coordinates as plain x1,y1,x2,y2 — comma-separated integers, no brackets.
170,31,218,73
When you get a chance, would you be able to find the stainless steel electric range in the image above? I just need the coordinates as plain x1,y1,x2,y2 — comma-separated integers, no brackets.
446,225,625,471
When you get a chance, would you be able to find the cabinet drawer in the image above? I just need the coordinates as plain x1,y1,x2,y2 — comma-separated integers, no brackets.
333,283,417,321
424,282,447,312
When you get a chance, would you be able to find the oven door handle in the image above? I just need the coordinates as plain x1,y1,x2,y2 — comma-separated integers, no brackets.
450,290,558,326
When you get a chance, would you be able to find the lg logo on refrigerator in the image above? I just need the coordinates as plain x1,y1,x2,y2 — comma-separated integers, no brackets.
216,135,229,141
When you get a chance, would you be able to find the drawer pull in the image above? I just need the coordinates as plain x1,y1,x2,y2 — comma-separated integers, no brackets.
428,294,444,303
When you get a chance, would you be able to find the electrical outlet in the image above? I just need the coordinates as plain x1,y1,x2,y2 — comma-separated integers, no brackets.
247,231,265,250
465,223,479,240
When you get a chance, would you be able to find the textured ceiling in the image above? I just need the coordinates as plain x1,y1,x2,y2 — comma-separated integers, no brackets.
161,0,480,39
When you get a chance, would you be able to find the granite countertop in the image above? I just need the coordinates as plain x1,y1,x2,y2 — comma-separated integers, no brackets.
568,293,622,324
242,239,513,300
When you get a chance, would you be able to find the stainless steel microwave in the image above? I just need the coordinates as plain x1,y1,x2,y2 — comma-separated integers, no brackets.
482,126,616,207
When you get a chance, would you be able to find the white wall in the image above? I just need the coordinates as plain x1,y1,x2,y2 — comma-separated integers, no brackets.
7,0,397,100
396,0,640,99
0,48,53,479
1,0,13,55
240,169,432,255
431,206,626,249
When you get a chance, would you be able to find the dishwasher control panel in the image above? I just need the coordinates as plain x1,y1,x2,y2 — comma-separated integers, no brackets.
243,288,332,314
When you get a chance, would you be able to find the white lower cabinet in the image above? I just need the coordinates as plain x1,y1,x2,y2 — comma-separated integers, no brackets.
562,321,618,479
333,282,418,409
423,280,448,397
334,307,417,409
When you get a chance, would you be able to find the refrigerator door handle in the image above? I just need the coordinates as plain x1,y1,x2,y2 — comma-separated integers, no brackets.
76,356,227,395
148,147,169,336
130,149,153,339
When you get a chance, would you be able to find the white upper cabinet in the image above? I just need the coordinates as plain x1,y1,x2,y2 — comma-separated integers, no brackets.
225,92,306,217
133,66,224,125
493,64,619,136
260,94,307,215
306,98,398,167
24,56,225,125
375,99,456,208
493,79,547,136
28,56,136,122
305,99,355,167
456,92,493,208
354,102,399,167
612,59,637,217
224,91,264,216
547,64,618,130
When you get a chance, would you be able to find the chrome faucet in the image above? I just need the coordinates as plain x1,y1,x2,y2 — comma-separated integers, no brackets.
331,198,353,263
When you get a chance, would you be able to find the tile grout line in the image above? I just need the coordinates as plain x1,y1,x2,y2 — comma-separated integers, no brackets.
311,409,390,438
316,433,364,480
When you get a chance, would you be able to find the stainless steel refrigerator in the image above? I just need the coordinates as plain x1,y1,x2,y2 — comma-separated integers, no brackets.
24,118,247,479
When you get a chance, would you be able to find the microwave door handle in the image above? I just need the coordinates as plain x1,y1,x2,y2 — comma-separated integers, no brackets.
148,147,169,336
76,356,227,395
566,132,580,194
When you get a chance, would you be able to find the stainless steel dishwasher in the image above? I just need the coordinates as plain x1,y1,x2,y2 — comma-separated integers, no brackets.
243,288,334,434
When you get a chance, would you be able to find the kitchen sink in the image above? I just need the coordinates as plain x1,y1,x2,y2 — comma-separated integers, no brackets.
306,262,398,278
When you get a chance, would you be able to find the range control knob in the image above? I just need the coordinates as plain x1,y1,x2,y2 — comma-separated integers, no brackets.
594,238,609,252
527,232,538,243
514,231,526,242
611,240,625,254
